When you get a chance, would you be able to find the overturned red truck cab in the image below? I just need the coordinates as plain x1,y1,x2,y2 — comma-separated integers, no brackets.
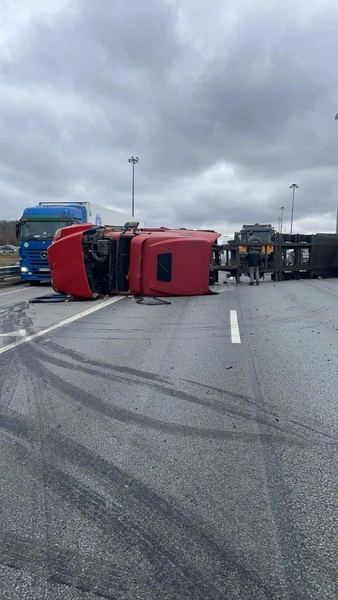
47,222,221,299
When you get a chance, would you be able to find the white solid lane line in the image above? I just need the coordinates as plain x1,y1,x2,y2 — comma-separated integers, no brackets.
0,287,30,297
0,296,125,355
0,329,27,337
230,310,241,344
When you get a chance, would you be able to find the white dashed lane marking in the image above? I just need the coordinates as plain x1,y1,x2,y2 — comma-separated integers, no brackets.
230,310,241,344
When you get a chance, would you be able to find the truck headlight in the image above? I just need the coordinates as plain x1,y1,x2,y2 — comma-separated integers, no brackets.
21,267,29,273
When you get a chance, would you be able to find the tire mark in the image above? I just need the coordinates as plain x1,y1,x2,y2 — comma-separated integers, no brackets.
238,296,309,599
0,349,25,413
49,578,118,600
40,340,264,412
30,365,60,594
0,414,282,599
0,530,123,600
44,340,174,384
0,413,32,441
20,349,308,446
303,279,338,300
32,341,338,446
22,343,313,446
185,380,338,445
41,465,224,600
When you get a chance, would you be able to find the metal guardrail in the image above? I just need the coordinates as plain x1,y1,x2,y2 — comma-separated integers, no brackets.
0,264,20,283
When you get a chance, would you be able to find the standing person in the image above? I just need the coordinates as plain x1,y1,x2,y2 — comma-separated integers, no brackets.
248,246,262,285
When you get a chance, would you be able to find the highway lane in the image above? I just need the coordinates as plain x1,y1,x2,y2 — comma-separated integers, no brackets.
0,277,338,598
0,284,125,354
236,277,338,599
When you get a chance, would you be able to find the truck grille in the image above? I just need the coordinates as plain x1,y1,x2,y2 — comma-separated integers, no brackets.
25,249,49,266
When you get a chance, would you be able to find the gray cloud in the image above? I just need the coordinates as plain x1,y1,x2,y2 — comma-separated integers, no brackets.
1,0,338,234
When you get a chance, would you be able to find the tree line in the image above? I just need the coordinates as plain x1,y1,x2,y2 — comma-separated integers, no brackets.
0,221,17,245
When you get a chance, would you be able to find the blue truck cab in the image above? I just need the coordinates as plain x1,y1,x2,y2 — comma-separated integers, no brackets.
17,203,89,284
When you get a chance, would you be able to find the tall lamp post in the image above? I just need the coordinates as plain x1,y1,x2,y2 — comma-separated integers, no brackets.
335,115,338,232
280,206,285,234
128,156,139,217
289,184,299,235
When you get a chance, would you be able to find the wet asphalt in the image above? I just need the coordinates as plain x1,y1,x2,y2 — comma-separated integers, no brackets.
0,277,338,599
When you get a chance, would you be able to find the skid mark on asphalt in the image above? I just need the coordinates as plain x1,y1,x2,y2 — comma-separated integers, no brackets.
12,337,336,447
16,342,312,447
0,297,124,355
27,338,338,445
0,415,281,599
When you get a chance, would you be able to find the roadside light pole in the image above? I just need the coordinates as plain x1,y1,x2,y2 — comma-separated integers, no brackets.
289,184,299,235
334,115,338,232
128,156,139,217
280,206,285,234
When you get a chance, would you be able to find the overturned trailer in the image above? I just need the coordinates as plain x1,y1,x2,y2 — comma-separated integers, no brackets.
47,221,338,299
214,232,338,282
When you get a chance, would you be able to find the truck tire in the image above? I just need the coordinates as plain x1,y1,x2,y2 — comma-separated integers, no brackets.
247,236,262,246
29,281,41,286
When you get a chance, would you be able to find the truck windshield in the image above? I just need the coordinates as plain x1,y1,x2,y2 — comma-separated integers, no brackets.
19,220,71,241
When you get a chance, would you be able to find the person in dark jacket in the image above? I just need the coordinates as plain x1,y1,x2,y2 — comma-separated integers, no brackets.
248,247,262,285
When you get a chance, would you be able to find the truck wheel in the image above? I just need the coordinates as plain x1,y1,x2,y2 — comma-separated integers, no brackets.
29,281,41,286
248,236,262,246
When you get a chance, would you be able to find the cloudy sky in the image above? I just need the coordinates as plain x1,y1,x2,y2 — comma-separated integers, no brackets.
1,0,338,236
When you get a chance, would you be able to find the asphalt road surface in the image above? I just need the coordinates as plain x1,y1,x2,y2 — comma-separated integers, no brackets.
0,277,338,599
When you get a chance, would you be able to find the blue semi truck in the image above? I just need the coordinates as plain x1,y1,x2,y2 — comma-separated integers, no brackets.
16,201,143,284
